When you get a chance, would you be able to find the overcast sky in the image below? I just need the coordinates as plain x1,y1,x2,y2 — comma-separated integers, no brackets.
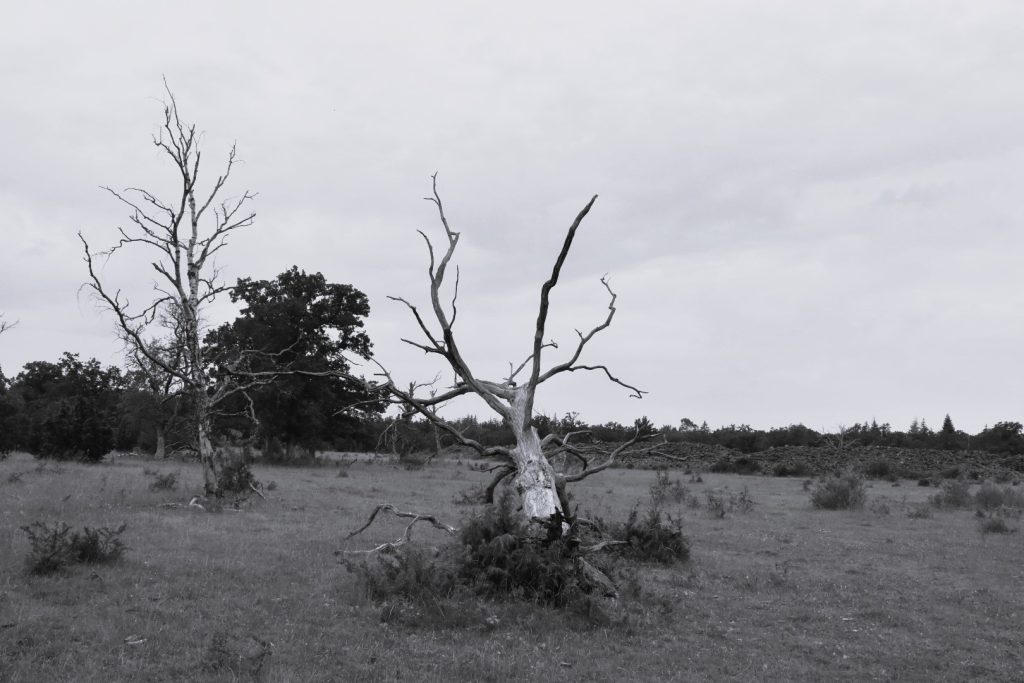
1,1,1022,432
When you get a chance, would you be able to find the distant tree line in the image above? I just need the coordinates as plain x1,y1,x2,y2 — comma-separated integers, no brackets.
3,358,1024,461
2,270,1023,462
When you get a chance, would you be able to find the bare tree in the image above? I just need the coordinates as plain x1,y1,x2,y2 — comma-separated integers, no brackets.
80,84,258,493
366,176,658,530
0,314,16,336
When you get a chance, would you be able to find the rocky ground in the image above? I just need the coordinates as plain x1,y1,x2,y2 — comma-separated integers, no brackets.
619,441,1024,481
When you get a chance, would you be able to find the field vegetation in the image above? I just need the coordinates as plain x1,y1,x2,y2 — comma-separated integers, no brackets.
1,452,1022,681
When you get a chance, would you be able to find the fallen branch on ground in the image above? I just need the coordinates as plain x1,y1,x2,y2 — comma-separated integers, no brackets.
336,503,457,555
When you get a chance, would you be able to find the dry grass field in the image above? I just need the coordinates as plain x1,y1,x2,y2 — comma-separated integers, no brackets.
1,452,1022,682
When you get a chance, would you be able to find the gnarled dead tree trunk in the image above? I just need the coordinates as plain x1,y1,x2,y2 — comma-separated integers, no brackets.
80,83,264,494
365,176,659,531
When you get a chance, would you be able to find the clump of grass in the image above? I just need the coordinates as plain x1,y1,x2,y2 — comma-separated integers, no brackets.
21,521,128,575
7,471,24,484
870,499,891,515
810,474,866,510
907,504,932,519
147,471,178,492
452,488,483,506
705,491,727,518
649,470,687,507
930,480,973,509
204,631,273,677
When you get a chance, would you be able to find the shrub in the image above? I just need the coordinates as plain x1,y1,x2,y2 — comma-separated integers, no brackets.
710,456,761,475
600,506,690,564
459,500,598,607
907,504,932,519
71,524,129,564
974,482,1024,511
773,461,813,477
215,459,259,496
649,470,687,506
940,466,961,480
21,521,128,574
930,480,972,508
705,491,728,518
810,474,866,510
147,471,178,492
979,516,1015,534
864,459,894,480
733,487,755,514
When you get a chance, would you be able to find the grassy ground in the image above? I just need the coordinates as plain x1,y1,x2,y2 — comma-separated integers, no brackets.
1,452,1022,682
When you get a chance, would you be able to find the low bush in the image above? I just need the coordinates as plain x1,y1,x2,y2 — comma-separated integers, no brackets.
979,516,1015,534
649,470,687,506
907,504,932,519
599,506,690,564
21,521,128,575
345,493,689,625
147,471,178,492
930,480,972,509
215,460,259,496
973,482,1024,511
863,459,894,480
810,474,866,510
710,456,761,475
772,461,813,477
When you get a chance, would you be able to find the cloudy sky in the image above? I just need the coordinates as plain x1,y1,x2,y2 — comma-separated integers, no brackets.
1,1,1022,432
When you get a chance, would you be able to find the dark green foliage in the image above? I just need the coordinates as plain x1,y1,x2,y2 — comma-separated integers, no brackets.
72,524,129,564
5,354,125,461
810,474,866,510
459,498,601,606
599,506,690,564
204,267,382,456
21,521,128,574
215,459,259,496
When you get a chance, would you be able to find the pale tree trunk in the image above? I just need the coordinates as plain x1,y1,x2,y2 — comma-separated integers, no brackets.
508,389,561,523
154,424,167,459
194,389,219,494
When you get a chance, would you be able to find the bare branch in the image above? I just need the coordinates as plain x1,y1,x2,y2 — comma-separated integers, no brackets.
522,195,598,427
563,428,664,483
536,276,645,399
338,503,457,554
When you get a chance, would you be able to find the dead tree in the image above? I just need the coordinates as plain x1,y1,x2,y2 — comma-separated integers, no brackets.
80,84,259,493
366,176,659,530
0,315,16,336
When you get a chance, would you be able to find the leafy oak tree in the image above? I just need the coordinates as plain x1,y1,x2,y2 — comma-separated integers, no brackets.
204,267,381,460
